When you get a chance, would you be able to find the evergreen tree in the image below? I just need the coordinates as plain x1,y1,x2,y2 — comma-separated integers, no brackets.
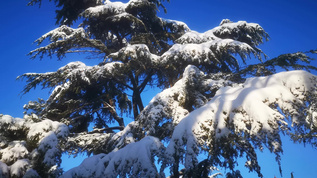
0,0,316,177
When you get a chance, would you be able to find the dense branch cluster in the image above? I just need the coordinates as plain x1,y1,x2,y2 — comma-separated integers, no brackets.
1,0,316,177
0,114,68,177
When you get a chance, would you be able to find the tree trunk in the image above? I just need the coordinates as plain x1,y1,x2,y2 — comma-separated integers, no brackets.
132,89,144,120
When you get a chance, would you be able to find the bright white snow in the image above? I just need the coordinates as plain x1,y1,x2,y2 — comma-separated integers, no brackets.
0,114,69,177
62,136,163,177
166,69,316,170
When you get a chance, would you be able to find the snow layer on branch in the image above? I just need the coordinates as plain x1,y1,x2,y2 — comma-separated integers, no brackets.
65,132,113,155
137,66,199,136
108,44,160,64
166,70,317,170
161,42,217,64
27,119,68,167
10,159,30,177
0,161,9,178
176,29,217,44
177,20,267,47
160,18,190,32
81,0,190,36
0,114,69,177
62,136,163,178
56,61,122,81
49,81,71,103
82,1,127,18
35,25,86,44
161,20,267,68
0,115,26,131
111,121,138,150
82,0,160,18
93,62,123,79
47,61,122,102
38,132,59,166
65,122,137,155
213,20,268,46
28,119,68,141
0,141,29,164
161,39,254,65
138,65,232,138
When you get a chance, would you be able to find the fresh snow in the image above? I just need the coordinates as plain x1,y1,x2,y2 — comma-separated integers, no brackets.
3,68,316,177
35,25,86,44
138,66,205,131
62,136,163,178
108,44,160,64
60,69,317,176
10,159,30,177
166,69,316,170
0,114,69,177
0,141,29,164
160,18,191,32
0,161,9,178
161,39,254,64
82,1,127,18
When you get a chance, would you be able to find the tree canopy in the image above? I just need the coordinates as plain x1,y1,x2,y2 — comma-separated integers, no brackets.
0,0,317,177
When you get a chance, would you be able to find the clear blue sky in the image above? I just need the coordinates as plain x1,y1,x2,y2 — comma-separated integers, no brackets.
1,0,317,177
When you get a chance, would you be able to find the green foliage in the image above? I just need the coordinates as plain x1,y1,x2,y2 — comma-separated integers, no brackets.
239,50,317,77
23,98,46,116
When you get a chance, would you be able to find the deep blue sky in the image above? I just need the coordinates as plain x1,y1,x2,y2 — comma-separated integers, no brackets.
1,0,317,177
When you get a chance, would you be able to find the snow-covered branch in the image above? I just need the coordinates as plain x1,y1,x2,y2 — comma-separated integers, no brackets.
62,136,163,178
0,114,69,177
165,70,317,176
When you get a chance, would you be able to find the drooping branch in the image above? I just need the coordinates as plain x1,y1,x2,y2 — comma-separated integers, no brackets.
165,69,317,177
28,26,110,59
238,49,317,77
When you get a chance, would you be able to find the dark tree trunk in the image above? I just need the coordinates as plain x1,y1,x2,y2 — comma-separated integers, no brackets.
132,89,144,119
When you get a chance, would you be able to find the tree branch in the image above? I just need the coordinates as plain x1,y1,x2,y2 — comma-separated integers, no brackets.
138,70,154,93
103,101,125,127
88,126,124,134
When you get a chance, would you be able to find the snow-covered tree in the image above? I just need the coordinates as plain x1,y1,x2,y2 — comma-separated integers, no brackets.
1,0,316,177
